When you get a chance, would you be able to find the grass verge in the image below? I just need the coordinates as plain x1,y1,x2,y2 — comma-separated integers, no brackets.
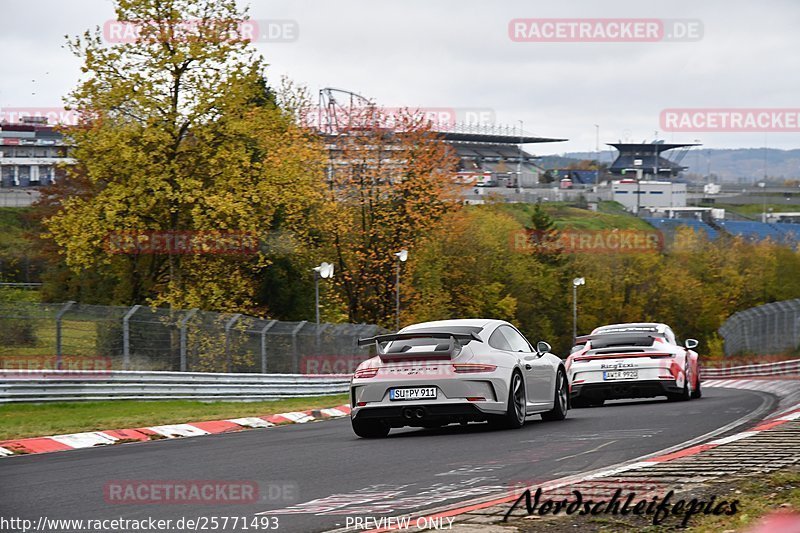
0,394,349,441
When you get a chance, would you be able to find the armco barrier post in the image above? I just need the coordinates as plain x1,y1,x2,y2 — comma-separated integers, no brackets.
122,305,141,370
179,308,198,372
224,313,242,373
54,301,75,369
260,320,277,373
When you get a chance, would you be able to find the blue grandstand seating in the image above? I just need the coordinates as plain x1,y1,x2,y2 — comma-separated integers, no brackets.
645,219,800,245
644,218,719,239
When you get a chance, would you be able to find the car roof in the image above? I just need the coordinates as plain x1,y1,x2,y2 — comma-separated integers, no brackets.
591,322,668,334
402,318,508,332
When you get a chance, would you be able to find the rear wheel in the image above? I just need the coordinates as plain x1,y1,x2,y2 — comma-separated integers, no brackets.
351,418,390,438
489,371,526,429
668,366,692,402
692,374,703,399
541,369,568,421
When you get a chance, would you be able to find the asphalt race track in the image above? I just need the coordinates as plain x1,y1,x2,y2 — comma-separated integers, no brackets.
0,387,774,532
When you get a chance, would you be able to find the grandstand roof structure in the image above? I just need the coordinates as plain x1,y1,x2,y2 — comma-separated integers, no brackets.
608,141,700,178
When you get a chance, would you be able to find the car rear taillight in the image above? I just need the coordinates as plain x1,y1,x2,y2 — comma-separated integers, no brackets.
452,364,497,373
354,367,379,379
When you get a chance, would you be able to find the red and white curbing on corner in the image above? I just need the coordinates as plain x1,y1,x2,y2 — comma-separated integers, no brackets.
0,404,351,458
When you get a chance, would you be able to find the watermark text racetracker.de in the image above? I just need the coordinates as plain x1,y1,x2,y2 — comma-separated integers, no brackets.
0,355,112,377
661,108,800,132
508,18,703,42
1,516,279,532
104,480,298,505
104,231,260,255
103,19,298,43
511,229,664,254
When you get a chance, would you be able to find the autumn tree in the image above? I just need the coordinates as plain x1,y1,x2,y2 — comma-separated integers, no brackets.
325,107,461,326
42,0,326,311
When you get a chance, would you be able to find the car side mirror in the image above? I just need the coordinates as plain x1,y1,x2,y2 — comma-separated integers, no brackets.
536,341,552,354
685,339,699,350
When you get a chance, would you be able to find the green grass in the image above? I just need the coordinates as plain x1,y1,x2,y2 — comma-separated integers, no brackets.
0,319,97,357
688,468,800,532
0,395,349,440
0,287,40,303
712,202,800,218
490,202,651,231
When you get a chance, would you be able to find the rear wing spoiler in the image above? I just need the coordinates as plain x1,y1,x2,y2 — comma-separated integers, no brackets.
357,331,483,360
575,332,665,347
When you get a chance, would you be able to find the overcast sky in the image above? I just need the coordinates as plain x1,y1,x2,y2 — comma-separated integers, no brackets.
2,0,799,154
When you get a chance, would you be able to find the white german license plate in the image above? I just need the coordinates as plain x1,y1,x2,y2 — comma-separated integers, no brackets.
390,387,437,401
603,370,638,380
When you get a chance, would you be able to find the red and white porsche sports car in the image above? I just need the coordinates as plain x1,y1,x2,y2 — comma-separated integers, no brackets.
566,322,701,407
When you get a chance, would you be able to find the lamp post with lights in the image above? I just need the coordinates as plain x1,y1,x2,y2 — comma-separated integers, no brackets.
572,277,585,345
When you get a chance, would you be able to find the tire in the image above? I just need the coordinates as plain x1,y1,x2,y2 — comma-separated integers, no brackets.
692,375,702,399
541,369,568,421
668,366,692,402
489,371,526,429
351,418,390,438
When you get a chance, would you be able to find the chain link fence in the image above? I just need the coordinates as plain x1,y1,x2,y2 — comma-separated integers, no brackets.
0,301,384,373
718,299,800,357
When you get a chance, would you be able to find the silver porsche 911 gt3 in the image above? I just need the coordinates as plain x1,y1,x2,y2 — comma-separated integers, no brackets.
349,319,568,438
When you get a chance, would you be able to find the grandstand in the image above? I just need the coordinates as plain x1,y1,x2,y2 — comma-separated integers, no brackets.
718,220,800,244
608,141,700,178
645,217,800,245
645,218,719,240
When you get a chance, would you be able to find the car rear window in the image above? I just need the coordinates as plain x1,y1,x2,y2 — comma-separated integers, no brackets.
589,334,657,349
384,326,484,353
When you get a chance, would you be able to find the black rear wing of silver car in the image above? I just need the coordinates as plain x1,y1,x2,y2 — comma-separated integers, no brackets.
357,331,483,360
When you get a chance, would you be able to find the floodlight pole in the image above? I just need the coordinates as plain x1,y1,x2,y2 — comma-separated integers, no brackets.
314,269,320,326
594,124,600,185
394,249,408,331
572,283,578,345
395,259,401,331
516,120,523,194
572,278,584,345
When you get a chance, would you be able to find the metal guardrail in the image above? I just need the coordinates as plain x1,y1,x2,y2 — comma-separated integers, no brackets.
0,370,351,403
701,359,800,379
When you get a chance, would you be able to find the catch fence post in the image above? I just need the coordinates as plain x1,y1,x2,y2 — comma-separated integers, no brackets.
224,314,243,373
179,308,198,372
54,301,75,369
260,320,277,374
122,305,141,370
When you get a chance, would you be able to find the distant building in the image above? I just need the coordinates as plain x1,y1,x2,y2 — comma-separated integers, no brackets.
0,117,74,188
441,128,565,189
611,179,687,211
553,169,600,186
608,142,699,179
